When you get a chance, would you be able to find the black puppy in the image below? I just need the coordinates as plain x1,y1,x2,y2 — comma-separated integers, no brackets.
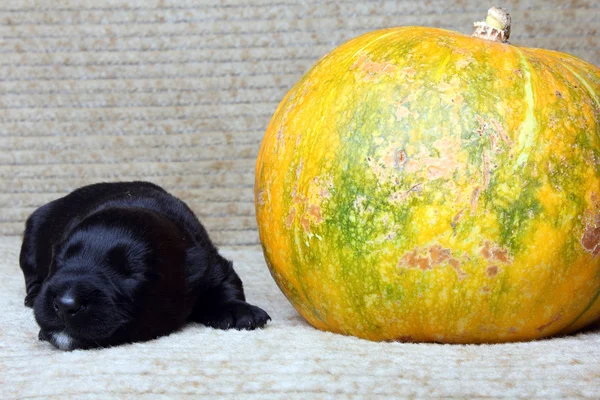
19,181,270,350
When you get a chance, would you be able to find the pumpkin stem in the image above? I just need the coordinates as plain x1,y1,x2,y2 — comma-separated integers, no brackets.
472,6,511,43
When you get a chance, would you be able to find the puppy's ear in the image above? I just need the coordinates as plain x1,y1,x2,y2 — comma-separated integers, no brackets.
184,247,211,289
48,242,65,274
107,245,131,276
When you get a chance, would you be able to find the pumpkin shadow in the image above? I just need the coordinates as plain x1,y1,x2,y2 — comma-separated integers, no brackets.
476,320,600,345
568,319,600,336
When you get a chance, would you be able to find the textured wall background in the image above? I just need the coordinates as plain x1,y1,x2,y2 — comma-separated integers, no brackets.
0,0,598,245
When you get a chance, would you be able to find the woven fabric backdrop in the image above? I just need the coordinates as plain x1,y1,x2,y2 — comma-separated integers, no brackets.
0,0,598,246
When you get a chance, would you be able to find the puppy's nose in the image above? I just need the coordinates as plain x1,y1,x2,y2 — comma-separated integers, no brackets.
53,293,83,318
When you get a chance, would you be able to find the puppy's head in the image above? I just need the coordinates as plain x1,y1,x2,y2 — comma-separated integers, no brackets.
34,209,189,350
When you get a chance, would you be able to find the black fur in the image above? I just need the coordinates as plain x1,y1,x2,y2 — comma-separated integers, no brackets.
19,181,270,350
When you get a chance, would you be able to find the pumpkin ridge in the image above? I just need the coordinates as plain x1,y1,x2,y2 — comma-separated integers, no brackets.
560,64,600,110
514,49,538,169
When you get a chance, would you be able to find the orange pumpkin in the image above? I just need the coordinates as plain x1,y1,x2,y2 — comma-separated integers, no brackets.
255,8,600,343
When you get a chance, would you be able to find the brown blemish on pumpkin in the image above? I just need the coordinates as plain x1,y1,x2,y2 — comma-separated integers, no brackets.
350,54,398,82
402,249,431,270
493,250,509,263
430,244,451,264
405,137,464,181
383,147,408,170
300,214,311,234
399,245,467,279
581,196,600,256
555,90,563,98
486,265,499,277
536,313,562,332
449,258,467,280
481,241,512,264
288,174,333,235
285,207,296,229
491,119,512,146
308,205,323,224
396,149,407,167
581,215,600,257
378,137,462,190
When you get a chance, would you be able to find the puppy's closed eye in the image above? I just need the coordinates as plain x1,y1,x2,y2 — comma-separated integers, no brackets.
106,245,132,277
64,242,83,259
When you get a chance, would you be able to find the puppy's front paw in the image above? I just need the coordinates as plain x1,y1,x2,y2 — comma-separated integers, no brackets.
204,301,271,330
24,288,39,308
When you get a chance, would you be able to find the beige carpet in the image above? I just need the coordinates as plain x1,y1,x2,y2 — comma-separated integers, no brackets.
0,236,599,398
1,1,600,398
